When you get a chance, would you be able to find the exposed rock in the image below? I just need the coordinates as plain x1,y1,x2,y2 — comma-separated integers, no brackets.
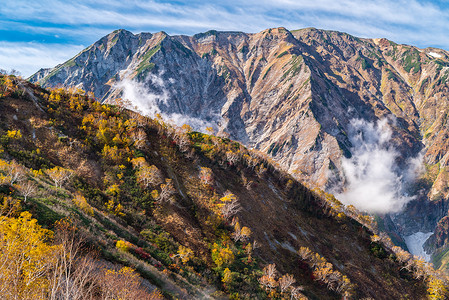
30,28,449,261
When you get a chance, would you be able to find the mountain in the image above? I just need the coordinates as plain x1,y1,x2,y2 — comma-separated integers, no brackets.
30,27,449,269
29,28,449,191
2,75,444,298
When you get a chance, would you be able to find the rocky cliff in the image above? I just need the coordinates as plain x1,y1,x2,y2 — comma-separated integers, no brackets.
30,27,449,267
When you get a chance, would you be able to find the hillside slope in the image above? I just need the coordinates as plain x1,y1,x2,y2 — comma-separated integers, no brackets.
1,75,445,298
29,28,449,192
29,27,449,268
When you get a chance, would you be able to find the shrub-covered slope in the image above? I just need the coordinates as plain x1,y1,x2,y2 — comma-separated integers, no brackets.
0,75,446,299
29,29,449,265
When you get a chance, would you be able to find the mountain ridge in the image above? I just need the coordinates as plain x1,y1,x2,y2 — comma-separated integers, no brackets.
29,27,449,269
30,26,449,190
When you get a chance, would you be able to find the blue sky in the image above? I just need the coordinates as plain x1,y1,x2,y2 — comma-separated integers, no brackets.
2,0,449,77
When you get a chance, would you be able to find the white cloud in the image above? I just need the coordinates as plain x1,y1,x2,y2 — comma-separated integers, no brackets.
336,118,423,214
3,0,449,48
2,0,449,75
0,42,84,77
116,73,219,132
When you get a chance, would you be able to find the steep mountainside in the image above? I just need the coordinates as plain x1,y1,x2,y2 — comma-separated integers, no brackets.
30,28,449,192
30,27,449,267
2,75,445,299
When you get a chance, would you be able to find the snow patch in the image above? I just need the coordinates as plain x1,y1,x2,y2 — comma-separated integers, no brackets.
280,241,297,253
288,232,298,240
428,52,442,58
403,232,433,262
268,181,283,201
264,232,277,250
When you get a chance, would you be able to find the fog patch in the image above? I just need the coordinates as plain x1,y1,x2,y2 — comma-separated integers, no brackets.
336,118,423,214
115,73,220,132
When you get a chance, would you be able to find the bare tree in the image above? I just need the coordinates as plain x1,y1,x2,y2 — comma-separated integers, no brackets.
199,167,214,185
256,165,267,178
232,222,251,243
135,115,148,128
175,134,191,153
16,181,37,202
137,165,163,189
46,167,73,188
158,179,176,203
279,273,296,294
48,220,97,300
265,263,277,279
219,193,241,220
259,264,278,291
392,246,412,264
290,286,306,300
226,151,240,165
298,247,313,261
0,196,21,217
6,160,26,185
114,98,132,112
131,130,147,149
100,266,161,300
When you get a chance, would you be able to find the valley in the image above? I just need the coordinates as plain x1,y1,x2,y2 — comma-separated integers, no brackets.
0,25,449,299
0,75,440,298
30,27,449,273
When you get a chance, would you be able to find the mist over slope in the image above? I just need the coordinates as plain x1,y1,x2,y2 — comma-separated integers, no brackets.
336,118,423,214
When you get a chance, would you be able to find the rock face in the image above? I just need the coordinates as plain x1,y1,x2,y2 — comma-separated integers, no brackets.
29,26,449,267
30,28,449,194
30,27,449,238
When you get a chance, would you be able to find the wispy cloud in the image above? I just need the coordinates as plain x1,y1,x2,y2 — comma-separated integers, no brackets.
0,42,84,77
2,0,449,74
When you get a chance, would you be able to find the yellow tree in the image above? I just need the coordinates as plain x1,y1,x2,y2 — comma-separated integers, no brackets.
100,266,161,300
46,167,72,188
428,277,449,299
6,130,22,140
0,160,27,185
0,211,59,299
130,157,147,169
0,195,21,217
259,264,278,292
72,194,94,216
177,245,194,263
206,127,215,135
211,243,235,268
222,268,233,286
218,193,241,220
232,221,251,243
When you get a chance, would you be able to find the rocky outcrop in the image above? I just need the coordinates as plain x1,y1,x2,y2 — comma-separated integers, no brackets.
30,26,449,268
30,27,449,196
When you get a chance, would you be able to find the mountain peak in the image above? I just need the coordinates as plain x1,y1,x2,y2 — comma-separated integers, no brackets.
29,27,449,207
